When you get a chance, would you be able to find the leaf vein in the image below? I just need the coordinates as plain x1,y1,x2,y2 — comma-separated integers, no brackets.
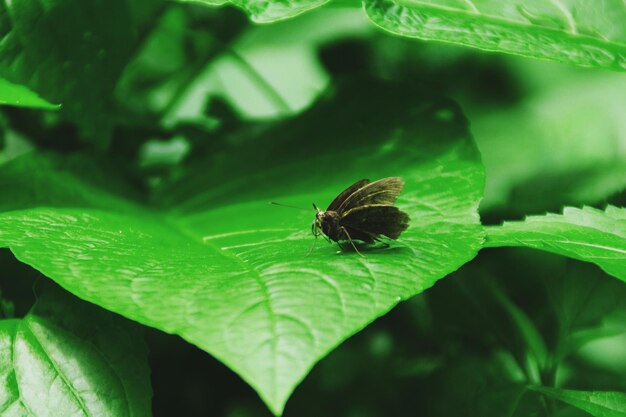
22,319,93,417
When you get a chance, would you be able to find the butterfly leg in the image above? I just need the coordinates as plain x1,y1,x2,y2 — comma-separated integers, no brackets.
374,237,390,248
306,233,318,257
336,240,352,252
340,226,364,257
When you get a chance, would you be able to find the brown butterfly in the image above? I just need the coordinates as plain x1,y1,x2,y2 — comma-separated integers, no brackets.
309,177,410,256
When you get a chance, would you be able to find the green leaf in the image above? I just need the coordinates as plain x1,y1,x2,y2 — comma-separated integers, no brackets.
0,152,144,213
0,78,60,110
545,260,626,360
0,81,485,414
364,0,626,71
485,206,626,283
0,283,151,417
178,0,229,7
489,283,548,376
0,0,151,144
185,0,328,23
417,356,542,417
530,386,626,417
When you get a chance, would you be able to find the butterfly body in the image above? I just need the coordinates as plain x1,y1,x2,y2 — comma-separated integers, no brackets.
311,177,410,254
315,210,345,242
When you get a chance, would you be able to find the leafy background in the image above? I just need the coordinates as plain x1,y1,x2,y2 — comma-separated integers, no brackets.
0,0,625,416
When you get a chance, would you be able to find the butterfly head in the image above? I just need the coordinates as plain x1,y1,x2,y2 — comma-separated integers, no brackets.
311,203,324,237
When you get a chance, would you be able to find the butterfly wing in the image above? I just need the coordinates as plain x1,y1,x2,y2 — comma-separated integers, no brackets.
340,204,410,240
337,177,404,214
326,178,370,211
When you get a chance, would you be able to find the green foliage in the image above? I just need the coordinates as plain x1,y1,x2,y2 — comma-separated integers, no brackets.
193,0,626,71
0,0,160,145
180,0,327,23
0,79,60,110
0,81,484,413
271,251,625,417
0,0,624,415
364,0,626,71
486,206,626,283
530,387,626,417
0,282,151,417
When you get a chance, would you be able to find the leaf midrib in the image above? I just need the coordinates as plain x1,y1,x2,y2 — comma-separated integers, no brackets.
8,321,37,417
21,319,93,417
0,205,285,403
162,214,283,403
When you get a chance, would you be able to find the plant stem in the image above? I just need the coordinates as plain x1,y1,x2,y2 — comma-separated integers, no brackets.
226,49,292,114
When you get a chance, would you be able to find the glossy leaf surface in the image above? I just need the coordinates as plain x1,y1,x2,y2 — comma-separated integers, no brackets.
486,206,626,283
530,386,626,417
0,284,151,417
0,81,485,414
365,0,626,71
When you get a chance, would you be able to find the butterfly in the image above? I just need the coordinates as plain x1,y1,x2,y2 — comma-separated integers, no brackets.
310,177,410,256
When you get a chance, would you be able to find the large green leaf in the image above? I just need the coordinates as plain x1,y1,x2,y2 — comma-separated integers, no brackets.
530,387,626,417
485,206,626,283
0,283,151,417
364,0,626,71
0,81,484,414
0,0,156,144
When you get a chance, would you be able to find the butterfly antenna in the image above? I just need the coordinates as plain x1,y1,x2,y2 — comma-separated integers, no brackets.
269,202,309,211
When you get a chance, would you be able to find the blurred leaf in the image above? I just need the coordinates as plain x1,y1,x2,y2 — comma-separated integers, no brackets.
0,288,15,319
485,206,626,283
0,0,159,146
430,250,626,389
181,0,329,23
575,307,626,378
179,0,228,6
530,386,626,417
0,283,151,416
473,72,626,216
115,5,246,121
364,0,626,71
0,132,33,167
568,327,626,358
418,356,545,417
0,79,60,110
545,261,626,360
0,152,144,213
0,80,484,414
490,283,548,376
428,253,555,385
405,251,626,417
167,8,369,122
